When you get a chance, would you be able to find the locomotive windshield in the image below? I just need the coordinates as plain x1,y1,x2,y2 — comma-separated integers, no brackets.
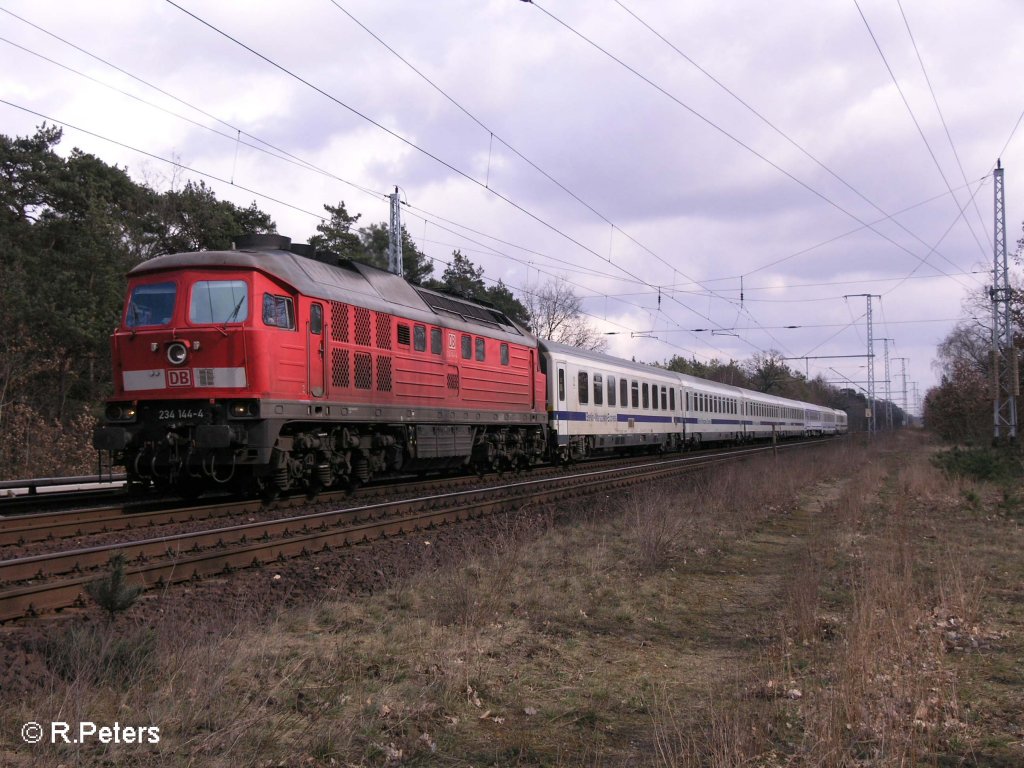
125,282,176,328
189,280,248,324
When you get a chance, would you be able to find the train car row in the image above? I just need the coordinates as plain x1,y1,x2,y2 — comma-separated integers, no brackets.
93,234,846,498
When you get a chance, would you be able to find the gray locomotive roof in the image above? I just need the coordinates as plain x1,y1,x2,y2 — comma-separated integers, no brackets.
129,247,529,342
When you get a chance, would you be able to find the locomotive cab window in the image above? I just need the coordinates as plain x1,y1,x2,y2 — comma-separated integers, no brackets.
262,293,294,329
190,280,247,325
310,304,323,335
127,281,177,327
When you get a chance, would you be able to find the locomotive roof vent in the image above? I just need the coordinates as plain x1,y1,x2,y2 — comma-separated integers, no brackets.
233,233,292,251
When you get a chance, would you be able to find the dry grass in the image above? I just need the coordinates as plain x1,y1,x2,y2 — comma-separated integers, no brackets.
3,434,1022,767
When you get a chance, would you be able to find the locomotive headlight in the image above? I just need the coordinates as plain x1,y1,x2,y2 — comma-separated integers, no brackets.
105,404,137,422
229,400,257,417
167,342,188,366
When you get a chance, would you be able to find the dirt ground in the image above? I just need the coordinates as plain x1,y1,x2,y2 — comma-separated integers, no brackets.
1,433,1022,766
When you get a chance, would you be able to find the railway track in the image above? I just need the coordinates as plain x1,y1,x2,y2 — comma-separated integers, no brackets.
0,440,824,621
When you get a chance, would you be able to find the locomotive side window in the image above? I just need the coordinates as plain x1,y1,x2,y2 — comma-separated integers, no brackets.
578,371,589,404
500,343,509,365
127,281,177,327
263,294,295,329
593,373,603,406
607,376,616,407
430,328,442,355
414,325,426,351
475,337,486,361
461,335,472,359
310,304,323,335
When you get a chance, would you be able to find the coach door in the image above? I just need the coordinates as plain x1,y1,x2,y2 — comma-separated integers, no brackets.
555,362,566,423
308,303,325,397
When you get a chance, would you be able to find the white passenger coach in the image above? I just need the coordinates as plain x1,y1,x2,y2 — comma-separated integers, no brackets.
538,340,847,461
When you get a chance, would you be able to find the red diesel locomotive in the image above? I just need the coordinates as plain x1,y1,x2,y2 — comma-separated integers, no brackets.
93,234,549,497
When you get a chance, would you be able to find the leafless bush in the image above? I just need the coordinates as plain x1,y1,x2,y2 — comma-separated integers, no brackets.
626,486,690,574
0,403,97,479
649,683,766,768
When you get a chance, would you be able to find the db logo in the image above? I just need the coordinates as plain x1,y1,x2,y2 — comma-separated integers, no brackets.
168,369,193,387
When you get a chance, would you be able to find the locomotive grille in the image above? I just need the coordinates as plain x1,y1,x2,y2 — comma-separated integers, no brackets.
354,307,371,346
376,355,393,392
354,352,372,390
376,313,392,349
330,301,349,343
447,371,460,391
331,348,350,388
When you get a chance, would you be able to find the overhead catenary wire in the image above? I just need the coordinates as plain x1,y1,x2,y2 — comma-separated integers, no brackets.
523,0,981,294
612,0,984,288
164,0,777,355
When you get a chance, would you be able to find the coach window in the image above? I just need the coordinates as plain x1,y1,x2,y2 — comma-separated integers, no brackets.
670,388,676,411
594,373,603,405
397,323,411,346
263,293,295,329
651,385,658,410
642,383,650,409
631,380,639,408
430,327,442,355
475,337,486,361
310,304,323,335
500,343,509,365
414,325,427,352
578,371,589,404
661,387,668,410
620,378,629,408
558,369,565,402
461,335,472,359
607,376,616,407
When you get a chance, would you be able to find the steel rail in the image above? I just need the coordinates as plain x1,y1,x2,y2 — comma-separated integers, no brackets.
0,440,825,621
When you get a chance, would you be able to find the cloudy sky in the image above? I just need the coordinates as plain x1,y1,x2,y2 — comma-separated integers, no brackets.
4,0,1024,412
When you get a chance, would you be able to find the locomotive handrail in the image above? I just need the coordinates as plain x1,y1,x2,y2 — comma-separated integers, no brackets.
0,474,127,496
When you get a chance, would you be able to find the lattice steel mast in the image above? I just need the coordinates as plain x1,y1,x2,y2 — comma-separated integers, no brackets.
388,186,404,277
991,160,1017,441
846,294,880,434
